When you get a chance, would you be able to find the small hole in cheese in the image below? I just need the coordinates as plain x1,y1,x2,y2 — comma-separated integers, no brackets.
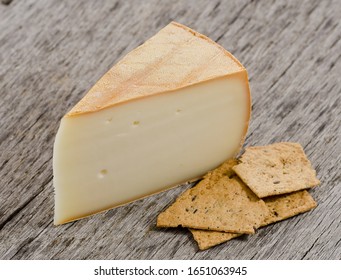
132,121,140,126
98,169,108,179
105,118,112,124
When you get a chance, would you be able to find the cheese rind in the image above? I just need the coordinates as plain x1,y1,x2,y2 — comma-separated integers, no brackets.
68,22,244,116
53,22,251,225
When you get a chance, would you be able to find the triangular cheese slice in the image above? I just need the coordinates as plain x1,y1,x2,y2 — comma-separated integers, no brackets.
53,22,251,225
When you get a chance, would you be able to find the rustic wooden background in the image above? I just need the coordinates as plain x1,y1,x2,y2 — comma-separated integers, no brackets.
0,0,340,260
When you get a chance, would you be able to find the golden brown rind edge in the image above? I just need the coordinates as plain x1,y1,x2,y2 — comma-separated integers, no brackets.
66,21,249,117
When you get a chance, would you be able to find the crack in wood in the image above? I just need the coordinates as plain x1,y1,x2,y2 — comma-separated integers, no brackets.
208,1,221,18
267,59,296,92
0,198,32,231
302,235,320,259
0,174,52,231
0,158,9,170
10,221,53,260
215,32,225,42
1,0,13,6
329,35,340,50
228,1,252,26
108,1,120,13
307,2,319,17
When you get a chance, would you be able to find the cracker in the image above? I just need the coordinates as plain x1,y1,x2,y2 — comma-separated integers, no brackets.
233,142,320,198
157,160,269,234
261,190,317,225
203,159,237,183
189,229,241,250
190,190,317,250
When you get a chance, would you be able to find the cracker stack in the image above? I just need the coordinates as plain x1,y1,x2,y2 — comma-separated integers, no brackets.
156,142,320,250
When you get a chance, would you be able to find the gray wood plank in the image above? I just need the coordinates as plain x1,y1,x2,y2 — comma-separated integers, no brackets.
0,0,340,259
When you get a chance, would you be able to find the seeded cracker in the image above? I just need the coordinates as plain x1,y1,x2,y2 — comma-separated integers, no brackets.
157,160,269,234
190,190,317,250
189,229,241,250
261,190,317,225
232,142,320,198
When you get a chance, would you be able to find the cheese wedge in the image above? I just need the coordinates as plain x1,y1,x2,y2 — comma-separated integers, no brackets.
53,22,251,225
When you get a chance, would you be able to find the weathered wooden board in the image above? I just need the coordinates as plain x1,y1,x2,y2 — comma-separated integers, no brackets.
0,0,340,259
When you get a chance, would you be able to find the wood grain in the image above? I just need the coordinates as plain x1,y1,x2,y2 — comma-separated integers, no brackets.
0,0,340,259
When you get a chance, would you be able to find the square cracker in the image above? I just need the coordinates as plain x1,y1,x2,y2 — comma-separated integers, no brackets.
190,190,317,250
157,160,270,234
261,189,317,225
232,142,320,198
189,229,241,250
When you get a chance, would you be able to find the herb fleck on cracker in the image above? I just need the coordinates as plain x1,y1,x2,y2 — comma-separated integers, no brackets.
190,190,317,250
156,160,269,234
233,142,320,198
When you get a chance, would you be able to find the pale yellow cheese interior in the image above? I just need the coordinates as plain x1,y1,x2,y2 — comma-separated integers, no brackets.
53,22,251,225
